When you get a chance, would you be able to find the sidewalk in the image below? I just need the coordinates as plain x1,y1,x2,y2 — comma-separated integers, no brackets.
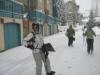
0,30,100,75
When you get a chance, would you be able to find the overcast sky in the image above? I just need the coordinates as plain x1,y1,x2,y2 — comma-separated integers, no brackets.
64,0,92,16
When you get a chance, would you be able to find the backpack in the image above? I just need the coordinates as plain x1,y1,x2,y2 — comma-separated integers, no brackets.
26,32,36,50
67,29,75,37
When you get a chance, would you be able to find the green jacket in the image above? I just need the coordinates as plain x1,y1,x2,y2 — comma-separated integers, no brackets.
66,28,75,37
84,29,96,39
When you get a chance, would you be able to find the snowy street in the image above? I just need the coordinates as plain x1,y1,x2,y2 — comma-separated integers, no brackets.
0,27,100,75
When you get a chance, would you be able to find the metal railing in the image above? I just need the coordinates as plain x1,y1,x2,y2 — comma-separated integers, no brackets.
0,10,23,19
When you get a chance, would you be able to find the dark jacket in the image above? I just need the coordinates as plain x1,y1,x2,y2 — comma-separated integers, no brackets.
66,27,75,37
84,28,96,39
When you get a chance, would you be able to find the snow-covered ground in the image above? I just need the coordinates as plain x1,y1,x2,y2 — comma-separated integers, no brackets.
0,26,100,75
93,26,100,36
58,26,67,32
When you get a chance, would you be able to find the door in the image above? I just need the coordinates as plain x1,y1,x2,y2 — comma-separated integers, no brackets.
4,23,21,49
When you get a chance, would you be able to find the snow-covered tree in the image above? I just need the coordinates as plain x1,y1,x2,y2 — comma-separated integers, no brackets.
87,10,95,28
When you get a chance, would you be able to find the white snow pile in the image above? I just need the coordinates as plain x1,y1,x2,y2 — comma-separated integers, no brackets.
95,17,100,22
93,26,100,36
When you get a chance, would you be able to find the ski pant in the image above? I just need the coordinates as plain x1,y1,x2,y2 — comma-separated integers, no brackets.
86,39,94,54
68,37,74,46
32,50,51,75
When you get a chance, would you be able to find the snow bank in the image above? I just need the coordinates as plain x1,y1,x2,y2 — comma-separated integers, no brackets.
93,26,100,35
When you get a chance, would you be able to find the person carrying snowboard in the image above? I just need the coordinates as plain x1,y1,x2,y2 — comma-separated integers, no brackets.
23,23,55,75
66,25,75,47
83,26,96,54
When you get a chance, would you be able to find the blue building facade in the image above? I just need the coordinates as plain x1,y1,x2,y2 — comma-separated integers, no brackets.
0,0,62,51
0,0,24,51
0,0,23,19
23,0,61,36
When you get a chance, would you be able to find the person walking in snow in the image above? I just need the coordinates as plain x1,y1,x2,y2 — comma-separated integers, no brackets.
83,27,96,54
66,25,75,47
82,26,86,46
23,23,55,75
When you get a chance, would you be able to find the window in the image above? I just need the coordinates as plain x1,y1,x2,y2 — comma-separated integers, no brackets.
0,0,5,10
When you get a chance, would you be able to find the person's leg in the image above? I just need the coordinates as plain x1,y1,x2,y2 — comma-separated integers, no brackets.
70,37,74,47
41,51,51,73
68,37,70,46
87,39,91,54
69,37,72,46
90,39,94,54
33,52,42,75
41,51,55,75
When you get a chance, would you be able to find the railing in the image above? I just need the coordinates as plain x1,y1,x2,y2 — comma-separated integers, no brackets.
27,10,61,25
0,10,23,19
0,9,61,24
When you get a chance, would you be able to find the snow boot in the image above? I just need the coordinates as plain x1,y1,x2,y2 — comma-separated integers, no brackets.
47,71,55,75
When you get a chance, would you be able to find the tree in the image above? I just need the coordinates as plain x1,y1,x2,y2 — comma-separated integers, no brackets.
87,10,95,28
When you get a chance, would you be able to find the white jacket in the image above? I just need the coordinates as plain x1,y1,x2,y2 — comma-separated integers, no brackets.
23,32,44,53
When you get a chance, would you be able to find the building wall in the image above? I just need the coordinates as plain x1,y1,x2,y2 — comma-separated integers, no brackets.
0,17,23,50
0,0,23,19
37,0,44,12
23,20,29,37
0,21,4,51
0,0,24,50
43,23,49,36
52,24,54,34
53,24,58,33
0,24,2,49
23,19,34,37
17,0,59,36
47,0,53,15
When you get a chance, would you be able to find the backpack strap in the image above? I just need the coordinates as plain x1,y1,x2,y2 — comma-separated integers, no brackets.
26,32,36,50
31,32,36,42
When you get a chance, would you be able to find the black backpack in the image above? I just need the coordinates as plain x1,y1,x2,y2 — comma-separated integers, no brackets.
26,32,36,50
